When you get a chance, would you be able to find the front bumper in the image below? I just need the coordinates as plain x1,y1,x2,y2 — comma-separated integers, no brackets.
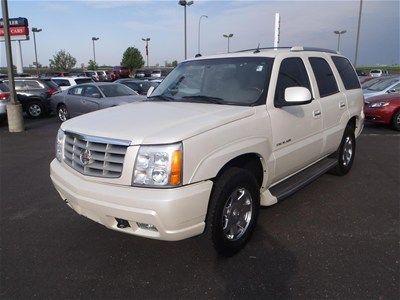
50,159,213,241
364,106,392,125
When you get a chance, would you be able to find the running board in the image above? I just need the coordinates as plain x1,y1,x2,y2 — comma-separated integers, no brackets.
270,158,338,202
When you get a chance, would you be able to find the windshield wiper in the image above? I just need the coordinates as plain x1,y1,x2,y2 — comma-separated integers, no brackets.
147,94,175,101
182,95,226,104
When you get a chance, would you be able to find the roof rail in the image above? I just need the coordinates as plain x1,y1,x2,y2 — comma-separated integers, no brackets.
290,46,338,54
235,47,292,53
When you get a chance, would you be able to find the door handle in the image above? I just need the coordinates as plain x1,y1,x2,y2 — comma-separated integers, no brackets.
313,110,321,118
339,101,346,109
82,99,86,104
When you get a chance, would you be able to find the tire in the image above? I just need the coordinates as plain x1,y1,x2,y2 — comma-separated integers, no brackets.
391,110,400,131
57,104,70,122
329,125,356,176
206,167,260,256
26,102,44,119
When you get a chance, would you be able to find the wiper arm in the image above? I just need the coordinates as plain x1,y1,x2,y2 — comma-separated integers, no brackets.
182,95,226,104
147,94,175,101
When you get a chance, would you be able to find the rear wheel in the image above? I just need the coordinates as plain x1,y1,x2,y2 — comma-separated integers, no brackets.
391,110,400,131
27,102,44,118
206,168,260,256
329,125,356,176
57,104,69,122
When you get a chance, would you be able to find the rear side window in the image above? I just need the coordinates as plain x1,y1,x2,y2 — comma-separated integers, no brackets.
74,78,93,85
53,79,70,87
331,56,360,90
42,79,59,89
25,80,42,89
0,83,10,92
309,57,339,97
68,86,84,95
274,57,311,106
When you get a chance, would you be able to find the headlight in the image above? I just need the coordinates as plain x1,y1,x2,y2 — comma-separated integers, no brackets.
132,143,183,187
369,101,389,108
55,129,65,162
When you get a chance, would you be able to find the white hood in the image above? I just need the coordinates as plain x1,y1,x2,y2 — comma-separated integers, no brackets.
61,101,255,144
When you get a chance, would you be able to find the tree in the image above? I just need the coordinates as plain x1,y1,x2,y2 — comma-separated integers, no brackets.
87,59,98,70
49,50,76,71
121,47,144,73
171,60,178,67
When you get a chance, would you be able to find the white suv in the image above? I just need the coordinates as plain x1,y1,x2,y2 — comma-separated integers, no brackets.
52,77,94,91
50,47,364,255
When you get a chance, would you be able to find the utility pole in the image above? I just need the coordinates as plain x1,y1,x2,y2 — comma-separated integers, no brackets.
142,37,150,67
197,15,208,56
178,0,193,60
32,27,42,76
274,13,280,48
1,0,24,132
354,0,363,67
223,33,233,53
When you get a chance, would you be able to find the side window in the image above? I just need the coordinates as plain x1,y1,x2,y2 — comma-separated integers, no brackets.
68,86,84,96
84,86,101,98
54,79,70,87
274,57,311,106
12,81,26,91
309,57,339,98
331,56,360,90
25,80,42,89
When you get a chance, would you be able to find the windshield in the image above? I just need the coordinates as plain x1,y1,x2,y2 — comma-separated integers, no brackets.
150,57,273,106
98,84,138,97
367,78,399,91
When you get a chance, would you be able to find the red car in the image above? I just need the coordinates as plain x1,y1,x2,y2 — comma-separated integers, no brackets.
110,66,130,81
364,93,400,131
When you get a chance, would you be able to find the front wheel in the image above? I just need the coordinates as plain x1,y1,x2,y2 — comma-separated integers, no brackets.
206,168,260,256
57,104,69,122
329,126,356,176
391,110,400,131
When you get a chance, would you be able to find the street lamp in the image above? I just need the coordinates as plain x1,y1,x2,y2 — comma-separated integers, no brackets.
197,15,208,56
91,37,99,66
142,37,150,67
223,33,234,53
333,30,346,52
32,27,42,76
178,0,194,60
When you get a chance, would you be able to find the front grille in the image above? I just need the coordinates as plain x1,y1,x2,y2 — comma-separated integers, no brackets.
63,132,130,178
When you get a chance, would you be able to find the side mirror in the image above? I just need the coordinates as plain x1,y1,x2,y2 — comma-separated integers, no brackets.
284,87,312,105
147,86,155,97
387,89,396,94
92,93,102,98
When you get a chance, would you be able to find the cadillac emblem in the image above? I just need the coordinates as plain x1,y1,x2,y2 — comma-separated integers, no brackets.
79,149,93,165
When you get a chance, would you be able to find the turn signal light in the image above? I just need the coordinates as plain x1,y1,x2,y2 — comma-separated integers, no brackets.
169,150,182,186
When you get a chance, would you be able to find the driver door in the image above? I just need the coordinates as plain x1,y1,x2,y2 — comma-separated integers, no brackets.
79,85,102,114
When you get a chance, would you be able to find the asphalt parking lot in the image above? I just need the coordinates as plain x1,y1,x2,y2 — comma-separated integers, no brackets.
0,117,399,299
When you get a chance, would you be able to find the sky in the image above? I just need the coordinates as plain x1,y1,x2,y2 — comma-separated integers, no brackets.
0,0,399,68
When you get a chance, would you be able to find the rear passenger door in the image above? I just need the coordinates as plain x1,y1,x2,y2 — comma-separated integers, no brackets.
308,56,346,156
269,56,323,182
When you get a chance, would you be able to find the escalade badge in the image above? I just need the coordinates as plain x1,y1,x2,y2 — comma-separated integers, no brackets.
79,149,93,166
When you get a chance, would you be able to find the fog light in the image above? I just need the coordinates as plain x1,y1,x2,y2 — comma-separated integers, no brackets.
137,222,158,232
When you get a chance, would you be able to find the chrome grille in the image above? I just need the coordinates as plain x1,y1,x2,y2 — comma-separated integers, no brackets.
63,132,130,178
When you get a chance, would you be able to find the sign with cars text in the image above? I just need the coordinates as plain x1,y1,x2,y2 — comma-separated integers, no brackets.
0,17,29,41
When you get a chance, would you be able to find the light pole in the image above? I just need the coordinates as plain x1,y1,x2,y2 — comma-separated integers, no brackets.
142,37,150,67
333,30,346,52
223,33,233,53
32,27,42,76
354,0,363,67
178,0,193,60
1,0,24,132
197,15,208,56
91,37,99,66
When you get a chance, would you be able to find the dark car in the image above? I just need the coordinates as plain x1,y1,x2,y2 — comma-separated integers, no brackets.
0,81,10,121
111,66,130,81
4,77,60,118
114,79,157,95
364,93,400,131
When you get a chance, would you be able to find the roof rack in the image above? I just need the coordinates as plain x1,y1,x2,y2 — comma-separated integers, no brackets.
235,46,338,54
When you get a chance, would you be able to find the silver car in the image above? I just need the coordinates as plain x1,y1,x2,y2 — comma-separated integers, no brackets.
363,76,400,100
51,82,146,122
0,81,10,121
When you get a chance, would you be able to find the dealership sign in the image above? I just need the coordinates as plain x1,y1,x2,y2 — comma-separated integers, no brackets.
0,17,29,41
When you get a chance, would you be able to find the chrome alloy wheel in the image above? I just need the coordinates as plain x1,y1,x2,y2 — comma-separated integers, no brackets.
29,104,42,117
396,113,400,126
342,136,353,166
58,106,68,122
222,187,253,241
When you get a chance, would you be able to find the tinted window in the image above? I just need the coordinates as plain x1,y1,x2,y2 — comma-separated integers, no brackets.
367,78,399,92
74,78,93,85
53,79,70,87
68,86,84,95
274,57,311,106
123,82,140,91
13,81,25,90
309,57,339,97
0,82,10,92
331,56,360,90
84,86,101,98
41,79,59,89
98,84,137,97
25,80,42,89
